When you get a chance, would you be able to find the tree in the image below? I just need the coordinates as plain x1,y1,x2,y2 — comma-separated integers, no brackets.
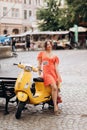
65,0,87,26
57,0,87,29
70,0,86,22
58,7,75,30
36,0,87,31
36,0,60,31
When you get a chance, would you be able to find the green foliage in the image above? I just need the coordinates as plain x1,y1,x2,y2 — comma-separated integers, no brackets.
66,0,87,24
58,8,75,29
57,0,87,29
36,0,60,31
36,0,87,31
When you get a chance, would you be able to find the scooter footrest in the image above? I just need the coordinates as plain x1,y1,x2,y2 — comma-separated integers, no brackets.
33,77,44,82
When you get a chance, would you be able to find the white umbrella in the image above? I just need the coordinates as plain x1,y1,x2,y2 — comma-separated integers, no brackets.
69,26,87,32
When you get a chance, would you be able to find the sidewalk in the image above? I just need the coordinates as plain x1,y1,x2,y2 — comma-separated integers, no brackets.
0,50,87,130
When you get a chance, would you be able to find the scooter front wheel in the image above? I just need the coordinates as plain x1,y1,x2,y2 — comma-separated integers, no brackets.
15,101,26,119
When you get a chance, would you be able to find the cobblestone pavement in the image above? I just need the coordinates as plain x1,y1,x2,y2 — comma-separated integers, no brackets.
0,49,87,130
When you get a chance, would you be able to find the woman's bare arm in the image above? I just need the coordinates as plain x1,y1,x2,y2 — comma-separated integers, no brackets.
38,59,42,76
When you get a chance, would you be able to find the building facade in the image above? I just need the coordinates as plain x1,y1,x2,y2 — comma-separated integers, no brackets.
22,0,45,32
0,0,46,35
0,0,66,35
0,0,23,35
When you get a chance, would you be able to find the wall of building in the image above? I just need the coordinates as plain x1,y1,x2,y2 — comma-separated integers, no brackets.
0,0,46,35
0,0,66,35
22,0,45,32
0,0,22,35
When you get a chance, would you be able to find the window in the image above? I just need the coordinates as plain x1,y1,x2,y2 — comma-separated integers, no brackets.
24,0,26,4
38,0,40,5
24,10,27,19
29,10,32,17
12,8,19,17
12,29,19,34
15,9,19,17
3,7,7,16
36,0,37,5
3,29,8,34
29,0,31,4
12,8,15,17
24,26,27,32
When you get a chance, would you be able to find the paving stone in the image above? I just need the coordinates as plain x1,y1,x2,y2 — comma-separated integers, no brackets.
0,50,87,130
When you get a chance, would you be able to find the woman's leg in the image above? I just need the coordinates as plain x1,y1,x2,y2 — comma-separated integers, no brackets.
50,83,58,112
57,82,62,103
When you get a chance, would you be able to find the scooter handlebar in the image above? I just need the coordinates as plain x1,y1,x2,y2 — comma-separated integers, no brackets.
32,67,42,73
13,62,21,66
13,63,42,72
13,63,18,66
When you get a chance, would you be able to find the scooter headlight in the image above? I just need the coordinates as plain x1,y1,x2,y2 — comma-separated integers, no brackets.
25,66,32,71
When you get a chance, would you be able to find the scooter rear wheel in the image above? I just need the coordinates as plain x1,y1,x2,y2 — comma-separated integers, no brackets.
15,101,26,119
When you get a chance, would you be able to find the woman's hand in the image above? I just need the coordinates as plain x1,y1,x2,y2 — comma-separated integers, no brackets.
37,68,42,76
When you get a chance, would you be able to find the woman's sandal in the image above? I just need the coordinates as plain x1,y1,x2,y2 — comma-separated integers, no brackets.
57,96,62,103
54,109,62,116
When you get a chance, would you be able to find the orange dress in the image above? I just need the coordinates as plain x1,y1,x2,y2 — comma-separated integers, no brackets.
37,51,62,86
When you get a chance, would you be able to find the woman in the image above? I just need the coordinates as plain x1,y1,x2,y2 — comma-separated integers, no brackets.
37,40,62,115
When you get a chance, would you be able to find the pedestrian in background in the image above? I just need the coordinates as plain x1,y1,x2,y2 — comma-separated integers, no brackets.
26,35,30,51
37,40,62,115
12,38,16,52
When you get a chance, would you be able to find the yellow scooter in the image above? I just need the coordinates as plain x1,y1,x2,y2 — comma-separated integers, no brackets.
14,63,53,119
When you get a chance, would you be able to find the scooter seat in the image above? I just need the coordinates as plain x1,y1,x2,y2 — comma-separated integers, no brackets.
33,77,44,82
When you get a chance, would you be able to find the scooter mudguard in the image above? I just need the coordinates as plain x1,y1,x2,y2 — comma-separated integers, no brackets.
17,92,28,102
